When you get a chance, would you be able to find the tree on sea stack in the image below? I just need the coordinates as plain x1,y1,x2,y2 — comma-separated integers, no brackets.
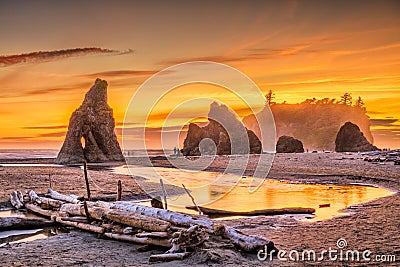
56,79,124,164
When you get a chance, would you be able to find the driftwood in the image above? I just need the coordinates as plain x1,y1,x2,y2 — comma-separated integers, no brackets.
149,252,191,262
28,190,42,205
182,184,201,215
116,180,122,201
47,188,80,204
10,191,24,209
221,225,274,252
186,206,315,217
103,233,171,247
55,217,104,233
39,197,64,208
104,209,170,232
56,216,88,223
136,231,169,238
10,188,277,261
168,225,209,253
83,161,91,200
160,178,168,209
0,217,54,230
25,203,56,218
110,202,214,231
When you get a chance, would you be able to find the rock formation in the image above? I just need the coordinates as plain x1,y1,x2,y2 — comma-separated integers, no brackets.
182,102,262,156
243,103,374,151
335,121,378,152
276,136,304,153
56,79,124,164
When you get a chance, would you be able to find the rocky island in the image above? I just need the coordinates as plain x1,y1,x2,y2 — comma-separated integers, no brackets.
56,79,124,164
182,102,262,156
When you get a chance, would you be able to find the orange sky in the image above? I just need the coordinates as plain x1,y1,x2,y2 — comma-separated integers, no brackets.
0,1,399,149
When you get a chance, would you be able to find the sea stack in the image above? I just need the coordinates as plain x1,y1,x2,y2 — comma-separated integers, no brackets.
276,135,304,153
335,121,378,152
182,102,262,156
56,79,124,164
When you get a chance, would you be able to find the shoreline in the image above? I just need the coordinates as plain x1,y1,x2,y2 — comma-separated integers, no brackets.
0,153,399,266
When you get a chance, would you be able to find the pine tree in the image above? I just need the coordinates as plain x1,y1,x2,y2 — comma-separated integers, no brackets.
340,92,352,105
265,89,275,105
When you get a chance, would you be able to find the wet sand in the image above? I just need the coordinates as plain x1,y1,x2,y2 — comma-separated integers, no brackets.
0,153,399,266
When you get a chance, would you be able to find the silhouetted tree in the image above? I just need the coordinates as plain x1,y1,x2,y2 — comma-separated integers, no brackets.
354,96,365,109
340,92,352,105
301,97,317,104
265,89,275,105
316,98,332,104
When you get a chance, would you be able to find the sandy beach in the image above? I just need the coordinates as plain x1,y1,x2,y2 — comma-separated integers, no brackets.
0,153,399,266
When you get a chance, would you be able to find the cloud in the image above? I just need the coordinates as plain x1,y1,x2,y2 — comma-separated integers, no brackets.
0,82,90,98
370,118,399,127
0,47,133,67
37,131,66,138
0,136,34,141
161,43,318,65
331,43,400,56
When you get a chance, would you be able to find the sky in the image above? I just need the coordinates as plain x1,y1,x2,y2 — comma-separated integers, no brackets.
0,0,399,149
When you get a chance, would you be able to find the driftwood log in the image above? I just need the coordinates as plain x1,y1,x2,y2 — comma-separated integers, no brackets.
0,217,55,230
186,206,316,217
9,188,278,262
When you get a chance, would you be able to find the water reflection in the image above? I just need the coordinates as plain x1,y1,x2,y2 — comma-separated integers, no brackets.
113,165,394,221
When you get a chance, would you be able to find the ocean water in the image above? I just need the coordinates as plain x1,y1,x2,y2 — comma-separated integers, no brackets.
0,149,59,159
0,149,170,159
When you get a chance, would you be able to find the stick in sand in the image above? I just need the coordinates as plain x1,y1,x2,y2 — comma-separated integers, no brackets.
160,179,167,210
83,160,91,200
182,184,202,215
83,200,92,223
116,180,122,201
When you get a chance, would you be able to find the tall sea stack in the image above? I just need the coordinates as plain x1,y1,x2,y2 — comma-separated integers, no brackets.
56,79,124,164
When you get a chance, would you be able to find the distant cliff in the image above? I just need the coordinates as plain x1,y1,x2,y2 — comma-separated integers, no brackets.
243,103,373,151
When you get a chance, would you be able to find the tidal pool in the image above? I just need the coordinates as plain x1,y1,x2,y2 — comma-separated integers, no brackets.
113,165,395,221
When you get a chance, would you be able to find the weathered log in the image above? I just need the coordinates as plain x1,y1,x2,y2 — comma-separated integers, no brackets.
104,209,170,232
59,203,83,216
220,225,275,253
56,216,88,223
110,202,214,231
10,191,24,209
168,225,209,253
149,252,191,262
186,206,315,216
16,191,25,204
28,190,41,204
47,188,80,204
0,217,55,230
39,196,64,208
25,203,56,218
136,231,169,238
104,233,171,247
55,216,104,233
123,227,136,235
